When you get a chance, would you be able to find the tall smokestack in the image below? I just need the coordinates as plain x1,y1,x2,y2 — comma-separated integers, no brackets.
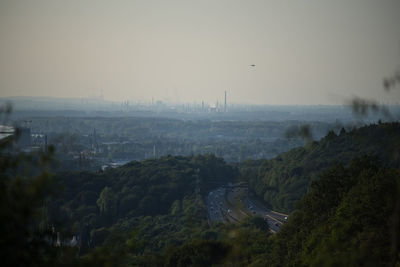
224,91,227,112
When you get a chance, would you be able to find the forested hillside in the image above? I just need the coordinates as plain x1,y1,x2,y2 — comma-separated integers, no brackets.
58,156,399,266
49,154,238,253
241,122,400,213
270,156,400,266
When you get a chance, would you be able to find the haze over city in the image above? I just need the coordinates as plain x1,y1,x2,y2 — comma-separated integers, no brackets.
1,0,400,105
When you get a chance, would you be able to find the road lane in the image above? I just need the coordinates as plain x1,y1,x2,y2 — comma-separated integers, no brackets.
206,183,288,233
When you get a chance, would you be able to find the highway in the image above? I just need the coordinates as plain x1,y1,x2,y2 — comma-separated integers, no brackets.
206,183,288,233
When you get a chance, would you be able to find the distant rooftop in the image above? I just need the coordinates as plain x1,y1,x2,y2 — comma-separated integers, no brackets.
0,125,14,140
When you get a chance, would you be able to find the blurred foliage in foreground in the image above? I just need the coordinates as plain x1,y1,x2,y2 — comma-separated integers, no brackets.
0,122,80,265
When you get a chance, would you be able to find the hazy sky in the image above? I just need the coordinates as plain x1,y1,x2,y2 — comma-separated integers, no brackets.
0,0,399,105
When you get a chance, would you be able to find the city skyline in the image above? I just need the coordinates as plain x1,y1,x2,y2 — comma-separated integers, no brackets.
1,0,400,105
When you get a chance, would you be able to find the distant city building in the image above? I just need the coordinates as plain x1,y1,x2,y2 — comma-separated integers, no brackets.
17,127,31,148
0,125,31,148
224,91,227,112
0,125,14,141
